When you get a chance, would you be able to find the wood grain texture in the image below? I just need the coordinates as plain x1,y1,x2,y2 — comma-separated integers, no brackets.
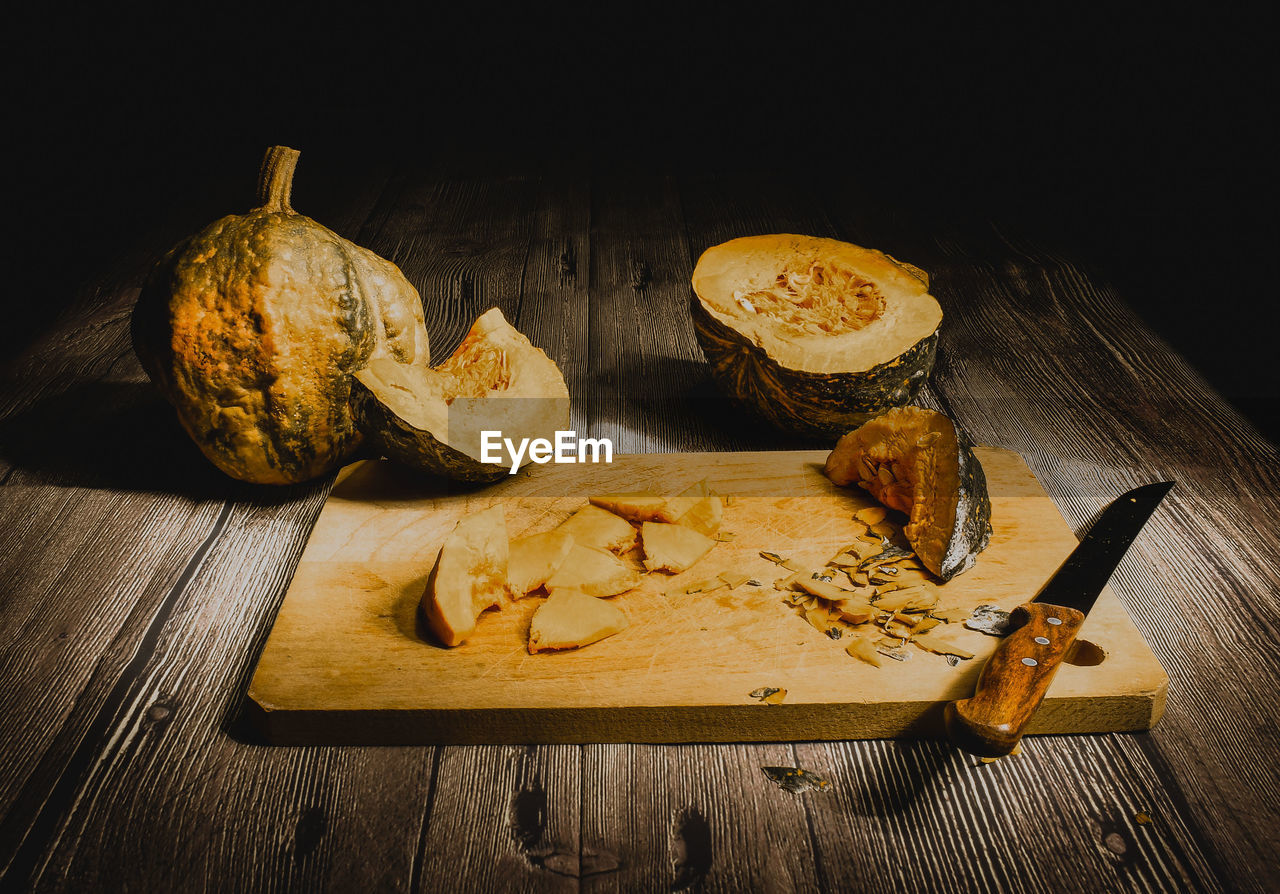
0,158,1276,893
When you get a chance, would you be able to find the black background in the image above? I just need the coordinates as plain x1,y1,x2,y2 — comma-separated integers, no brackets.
8,6,1274,440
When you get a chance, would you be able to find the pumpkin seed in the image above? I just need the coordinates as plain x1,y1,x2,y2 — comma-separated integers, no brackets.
761,766,830,793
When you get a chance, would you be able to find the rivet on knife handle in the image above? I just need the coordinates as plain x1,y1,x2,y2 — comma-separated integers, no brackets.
943,603,1085,757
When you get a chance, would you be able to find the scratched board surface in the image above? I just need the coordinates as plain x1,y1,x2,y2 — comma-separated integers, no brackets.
245,448,1167,744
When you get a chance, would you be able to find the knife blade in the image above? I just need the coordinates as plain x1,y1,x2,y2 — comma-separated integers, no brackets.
943,481,1173,757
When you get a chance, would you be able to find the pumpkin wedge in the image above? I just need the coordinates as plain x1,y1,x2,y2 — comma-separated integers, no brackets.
421,505,509,646
690,234,941,438
131,146,431,484
528,589,629,653
641,522,716,573
672,495,723,537
544,544,644,597
556,504,638,553
653,479,715,524
353,307,569,482
507,529,576,597
824,406,992,581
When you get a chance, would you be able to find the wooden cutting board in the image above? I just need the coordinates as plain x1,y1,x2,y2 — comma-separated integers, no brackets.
245,449,1167,744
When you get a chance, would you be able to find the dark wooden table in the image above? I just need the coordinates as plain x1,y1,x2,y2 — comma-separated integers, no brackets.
2,147,1277,893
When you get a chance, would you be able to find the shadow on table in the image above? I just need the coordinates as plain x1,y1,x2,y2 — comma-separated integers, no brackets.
841,738,955,818
0,380,250,500
609,353,826,453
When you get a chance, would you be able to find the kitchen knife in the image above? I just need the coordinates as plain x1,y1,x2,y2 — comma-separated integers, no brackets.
943,481,1174,757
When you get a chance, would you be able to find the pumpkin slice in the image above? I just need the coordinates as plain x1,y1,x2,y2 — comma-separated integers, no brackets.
353,307,570,482
528,589,629,653
653,479,713,523
507,529,576,597
421,505,509,647
544,544,643,597
641,522,716,573
824,406,992,581
588,493,670,523
557,504,638,553
690,234,941,438
673,495,723,537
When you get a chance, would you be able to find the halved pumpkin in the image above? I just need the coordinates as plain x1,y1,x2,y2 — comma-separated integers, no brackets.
824,406,991,581
353,307,569,482
691,235,941,438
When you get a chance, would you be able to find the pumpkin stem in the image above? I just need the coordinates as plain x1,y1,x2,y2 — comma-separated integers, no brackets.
256,145,301,212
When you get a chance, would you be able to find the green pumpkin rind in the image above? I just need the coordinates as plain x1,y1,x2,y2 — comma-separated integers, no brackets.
939,424,993,581
350,379,510,484
825,406,992,581
350,307,571,484
131,146,430,485
690,297,938,439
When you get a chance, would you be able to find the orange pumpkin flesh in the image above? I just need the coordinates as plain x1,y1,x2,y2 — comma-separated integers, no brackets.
691,235,941,438
825,406,992,580
352,308,570,482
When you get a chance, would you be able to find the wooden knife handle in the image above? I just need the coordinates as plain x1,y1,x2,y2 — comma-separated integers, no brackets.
944,602,1086,757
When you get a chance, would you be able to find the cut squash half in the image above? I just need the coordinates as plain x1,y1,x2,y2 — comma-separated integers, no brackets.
691,235,941,437
353,307,570,482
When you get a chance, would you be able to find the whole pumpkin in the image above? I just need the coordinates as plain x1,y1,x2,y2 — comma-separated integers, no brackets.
132,146,430,484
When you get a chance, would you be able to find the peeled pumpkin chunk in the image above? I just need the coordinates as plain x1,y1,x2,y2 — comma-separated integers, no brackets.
528,589,629,653
421,505,509,647
655,479,715,523
544,543,643,597
641,522,716,573
673,495,723,537
824,406,992,581
690,235,941,438
353,307,570,482
507,529,576,597
557,504,638,553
